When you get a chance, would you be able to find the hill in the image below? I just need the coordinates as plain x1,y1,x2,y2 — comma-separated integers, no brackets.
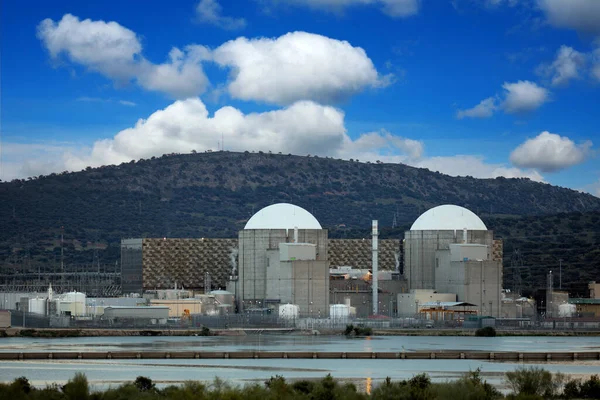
1,151,599,293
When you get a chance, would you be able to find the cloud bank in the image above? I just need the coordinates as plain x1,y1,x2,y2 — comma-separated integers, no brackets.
3,98,542,184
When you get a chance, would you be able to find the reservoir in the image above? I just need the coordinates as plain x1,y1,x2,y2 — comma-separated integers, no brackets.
1,335,599,389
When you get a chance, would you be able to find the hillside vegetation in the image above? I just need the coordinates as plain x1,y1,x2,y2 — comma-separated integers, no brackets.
1,151,599,293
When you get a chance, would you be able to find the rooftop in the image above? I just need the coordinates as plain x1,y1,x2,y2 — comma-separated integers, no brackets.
410,204,487,231
569,298,600,305
244,203,322,230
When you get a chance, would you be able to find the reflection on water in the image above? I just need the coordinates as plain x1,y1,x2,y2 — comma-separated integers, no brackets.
1,335,599,390
1,334,599,354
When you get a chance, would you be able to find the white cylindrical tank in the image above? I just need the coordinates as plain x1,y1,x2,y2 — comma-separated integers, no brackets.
61,292,86,316
558,303,576,317
330,304,350,320
279,304,299,319
28,298,47,315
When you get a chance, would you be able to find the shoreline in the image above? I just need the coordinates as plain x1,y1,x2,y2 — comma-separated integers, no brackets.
2,327,600,338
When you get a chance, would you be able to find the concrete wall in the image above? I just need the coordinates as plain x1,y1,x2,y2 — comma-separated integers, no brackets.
590,282,600,299
404,230,494,290
397,290,457,316
449,244,488,262
238,229,327,310
121,239,143,293
104,306,169,320
0,310,10,328
149,300,203,317
280,243,316,261
266,250,293,304
436,260,502,317
287,260,329,317
0,292,47,311
573,303,600,317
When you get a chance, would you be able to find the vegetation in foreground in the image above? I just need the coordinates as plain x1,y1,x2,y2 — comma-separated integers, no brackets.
344,324,373,337
476,326,497,337
2,367,600,399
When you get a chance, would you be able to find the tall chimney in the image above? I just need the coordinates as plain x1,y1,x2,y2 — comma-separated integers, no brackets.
372,220,379,315
294,226,299,243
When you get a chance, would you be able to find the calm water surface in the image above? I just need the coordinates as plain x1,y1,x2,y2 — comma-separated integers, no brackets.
1,335,598,389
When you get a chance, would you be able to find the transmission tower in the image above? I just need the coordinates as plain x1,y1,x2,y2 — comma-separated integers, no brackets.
510,249,525,295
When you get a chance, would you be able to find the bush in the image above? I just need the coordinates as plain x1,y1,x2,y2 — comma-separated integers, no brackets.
62,372,89,400
134,376,155,392
505,367,564,398
344,324,373,337
475,326,497,337
344,324,354,336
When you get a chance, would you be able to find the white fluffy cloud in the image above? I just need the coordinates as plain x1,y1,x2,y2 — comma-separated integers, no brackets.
456,97,497,119
278,0,420,17
537,0,600,36
37,14,209,98
213,32,391,105
457,81,549,119
510,131,593,172
501,80,550,114
63,99,347,170
537,46,587,86
196,0,246,30
2,98,543,184
38,16,388,104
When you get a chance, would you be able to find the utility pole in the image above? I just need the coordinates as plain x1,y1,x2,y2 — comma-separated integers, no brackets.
559,259,563,290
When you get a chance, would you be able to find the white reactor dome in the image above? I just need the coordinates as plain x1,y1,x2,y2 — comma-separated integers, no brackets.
410,204,487,231
244,203,322,230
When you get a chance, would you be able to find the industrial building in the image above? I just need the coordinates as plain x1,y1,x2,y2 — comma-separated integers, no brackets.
236,203,330,316
403,205,504,317
121,237,401,295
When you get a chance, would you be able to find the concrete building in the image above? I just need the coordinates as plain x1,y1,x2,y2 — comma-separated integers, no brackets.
589,282,600,299
103,306,169,322
403,205,503,317
397,289,456,316
149,299,204,317
0,310,10,328
569,298,600,317
120,235,401,296
434,244,503,317
237,203,329,315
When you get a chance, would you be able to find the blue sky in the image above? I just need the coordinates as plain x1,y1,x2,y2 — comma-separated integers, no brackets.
1,0,599,196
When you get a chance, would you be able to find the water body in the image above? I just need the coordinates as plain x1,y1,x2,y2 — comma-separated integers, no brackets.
1,335,598,390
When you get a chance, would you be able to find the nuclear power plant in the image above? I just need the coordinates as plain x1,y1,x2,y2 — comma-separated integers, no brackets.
237,203,329,316
402,205,503,318
13,201,594,329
